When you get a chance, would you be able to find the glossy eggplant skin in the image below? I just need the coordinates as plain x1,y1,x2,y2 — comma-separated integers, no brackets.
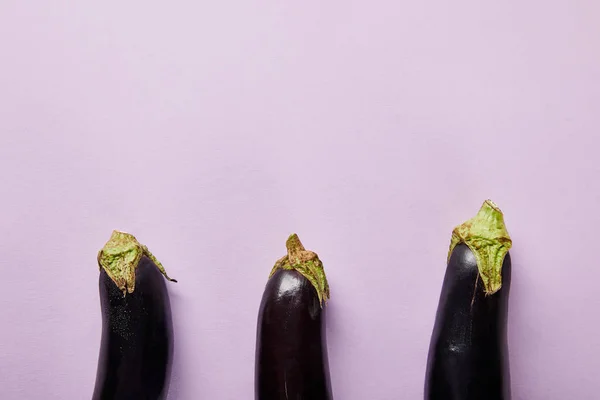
93,255,174,400
255,269,333,400
425,244,512,400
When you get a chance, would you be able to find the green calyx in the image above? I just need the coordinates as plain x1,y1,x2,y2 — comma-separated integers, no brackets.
269,233,330,306
448,200,512,295
97,230,176,295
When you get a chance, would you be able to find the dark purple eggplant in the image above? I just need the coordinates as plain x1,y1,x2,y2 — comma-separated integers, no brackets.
93,231,176,400
255,234,333,400
425,200,513,400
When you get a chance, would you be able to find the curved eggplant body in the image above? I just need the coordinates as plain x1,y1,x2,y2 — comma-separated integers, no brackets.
93,255,174,400
425,244,511,400
255,269,332,400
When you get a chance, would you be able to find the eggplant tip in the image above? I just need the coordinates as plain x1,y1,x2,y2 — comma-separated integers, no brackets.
483,199,501,212
98,231,176,293
286,233,305,253
270,234,330,306
448,200,512,295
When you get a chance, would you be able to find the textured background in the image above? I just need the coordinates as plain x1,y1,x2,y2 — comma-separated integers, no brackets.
1,1,599,399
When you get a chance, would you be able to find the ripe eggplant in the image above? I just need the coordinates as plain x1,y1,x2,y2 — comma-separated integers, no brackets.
92,231,176,400
255,234,333,400
425,200,513,400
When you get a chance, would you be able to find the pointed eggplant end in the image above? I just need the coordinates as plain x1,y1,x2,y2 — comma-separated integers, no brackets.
98,231,175,294
271,234,330,306
285,233,306,259
449,200,512,295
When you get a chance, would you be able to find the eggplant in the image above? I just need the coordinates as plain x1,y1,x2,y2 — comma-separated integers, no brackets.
255,234,333,400
92,231,176,400
425,200,513,400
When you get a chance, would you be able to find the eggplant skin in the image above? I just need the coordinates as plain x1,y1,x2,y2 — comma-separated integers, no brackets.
93,255,174,400
255,269,333,400
425,244,511,400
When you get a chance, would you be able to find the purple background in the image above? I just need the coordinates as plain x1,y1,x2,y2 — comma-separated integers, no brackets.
1,1,599,399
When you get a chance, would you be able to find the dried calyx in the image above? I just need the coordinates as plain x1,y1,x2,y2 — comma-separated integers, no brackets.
448,200,512,295
269,233,330,306
97,230,176,295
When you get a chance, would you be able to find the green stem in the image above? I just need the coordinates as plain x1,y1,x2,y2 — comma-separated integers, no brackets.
97,230,176,295
269,233,330,306
448,200,512,295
